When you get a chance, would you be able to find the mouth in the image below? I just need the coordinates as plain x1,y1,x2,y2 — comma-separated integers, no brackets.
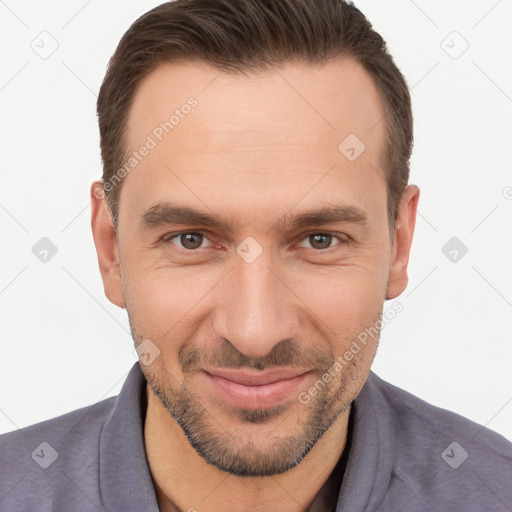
201,367,313,410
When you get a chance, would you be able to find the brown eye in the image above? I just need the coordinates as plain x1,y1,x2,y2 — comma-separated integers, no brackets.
167,232,211,250
298,233,345,250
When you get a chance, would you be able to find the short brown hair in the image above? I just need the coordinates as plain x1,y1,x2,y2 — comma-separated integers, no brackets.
97,0,413,233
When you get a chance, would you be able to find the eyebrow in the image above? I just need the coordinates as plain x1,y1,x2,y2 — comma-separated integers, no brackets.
139,202,368,233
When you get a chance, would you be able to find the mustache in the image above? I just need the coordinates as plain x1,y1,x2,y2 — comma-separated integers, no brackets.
179,337,334,373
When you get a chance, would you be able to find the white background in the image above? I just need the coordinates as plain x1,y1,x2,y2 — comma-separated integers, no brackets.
1,0,511,440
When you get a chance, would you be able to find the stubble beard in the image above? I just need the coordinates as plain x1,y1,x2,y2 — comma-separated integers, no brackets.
124,280,382,477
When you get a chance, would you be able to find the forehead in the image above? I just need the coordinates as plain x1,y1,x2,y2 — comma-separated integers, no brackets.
126,57,386,150
120,58,388,230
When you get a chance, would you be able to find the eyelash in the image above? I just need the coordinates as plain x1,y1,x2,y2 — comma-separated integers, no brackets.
160,230,349,253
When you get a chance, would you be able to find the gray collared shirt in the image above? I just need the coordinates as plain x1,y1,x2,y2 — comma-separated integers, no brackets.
1,362,511,511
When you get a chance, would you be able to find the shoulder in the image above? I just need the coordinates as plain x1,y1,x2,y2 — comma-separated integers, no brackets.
366,371,512,456
365,372,512,511
0,396,117,511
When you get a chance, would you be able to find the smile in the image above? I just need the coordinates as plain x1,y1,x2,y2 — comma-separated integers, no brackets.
201,368,313,410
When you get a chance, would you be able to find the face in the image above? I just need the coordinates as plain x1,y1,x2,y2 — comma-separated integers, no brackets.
91,58,418,477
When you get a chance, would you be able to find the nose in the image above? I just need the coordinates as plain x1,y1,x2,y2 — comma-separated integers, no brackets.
212,244,300,359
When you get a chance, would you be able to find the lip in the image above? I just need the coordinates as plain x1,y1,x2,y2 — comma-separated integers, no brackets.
202,368,312,410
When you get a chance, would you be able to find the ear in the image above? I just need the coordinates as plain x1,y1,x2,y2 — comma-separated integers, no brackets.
385,185,420,300
90,181,125,309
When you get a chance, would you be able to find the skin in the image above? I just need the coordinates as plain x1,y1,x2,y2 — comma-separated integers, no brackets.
91,58,419,511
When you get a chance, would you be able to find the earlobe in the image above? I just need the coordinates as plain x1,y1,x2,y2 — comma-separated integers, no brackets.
385,185,420,300
90,180,125,309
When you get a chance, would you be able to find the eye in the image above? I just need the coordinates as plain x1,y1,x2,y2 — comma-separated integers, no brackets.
161,230,348,253
164,232,213,250
297,232,347,250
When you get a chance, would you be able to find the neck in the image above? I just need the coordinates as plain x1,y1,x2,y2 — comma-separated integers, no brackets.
144,385,350,512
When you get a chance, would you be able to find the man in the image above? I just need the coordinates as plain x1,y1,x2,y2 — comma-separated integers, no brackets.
1,0,511,510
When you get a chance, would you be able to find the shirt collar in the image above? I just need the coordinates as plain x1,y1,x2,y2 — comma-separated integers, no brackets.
99,362,392,512
335,372,394,511
99,362,159,512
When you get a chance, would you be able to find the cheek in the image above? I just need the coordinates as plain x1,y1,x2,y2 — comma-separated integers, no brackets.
127,272,179,320
292,263,386,328
124,273,194,379
123,263,220,340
